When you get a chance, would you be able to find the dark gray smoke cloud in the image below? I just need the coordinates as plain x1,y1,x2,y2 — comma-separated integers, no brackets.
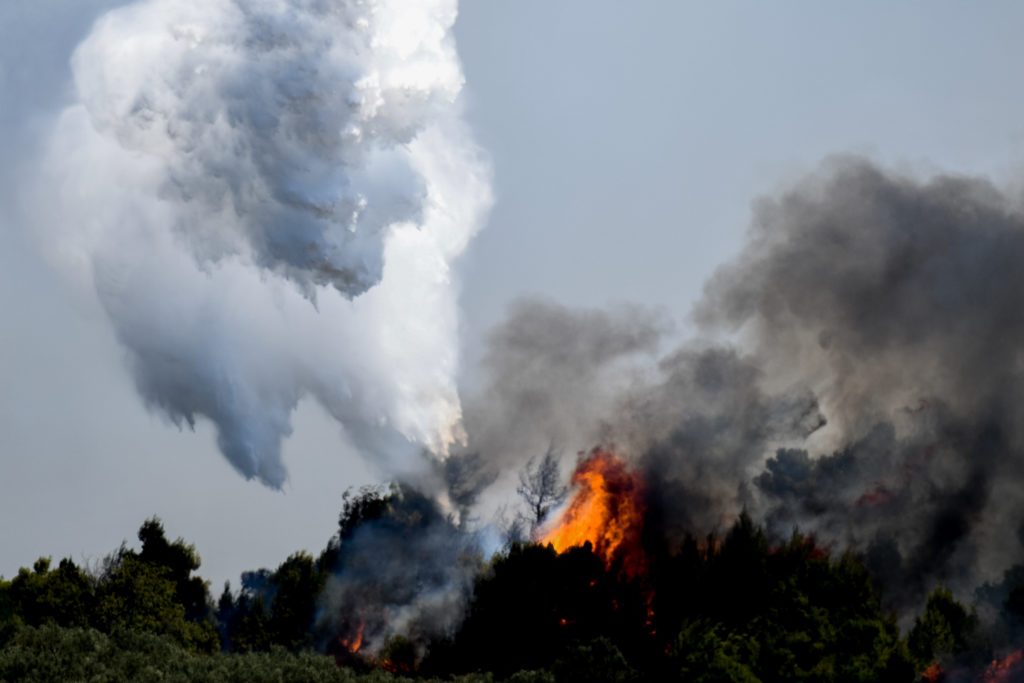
457,298,667,485
623,346,823,540
696,156,1024,606
460,298,821,541
468,157,1024,612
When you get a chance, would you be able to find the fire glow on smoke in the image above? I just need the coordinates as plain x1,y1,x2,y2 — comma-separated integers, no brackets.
540,450,647,579
979,649,1024,682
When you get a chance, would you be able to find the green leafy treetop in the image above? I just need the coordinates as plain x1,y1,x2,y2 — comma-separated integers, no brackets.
95,551,217,652
136,517,212,623
0,517,218,653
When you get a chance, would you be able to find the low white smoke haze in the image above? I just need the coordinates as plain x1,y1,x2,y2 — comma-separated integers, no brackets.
27,0,491,487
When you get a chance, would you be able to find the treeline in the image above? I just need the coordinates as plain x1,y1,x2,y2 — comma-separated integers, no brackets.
428,515,936,681
3,486,1024,681
0,518,217,652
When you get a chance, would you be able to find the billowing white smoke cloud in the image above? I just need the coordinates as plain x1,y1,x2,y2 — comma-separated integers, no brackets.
33,0,491,486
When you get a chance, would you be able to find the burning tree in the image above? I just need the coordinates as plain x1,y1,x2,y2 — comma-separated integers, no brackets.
316,484,482,665
539,449,647,579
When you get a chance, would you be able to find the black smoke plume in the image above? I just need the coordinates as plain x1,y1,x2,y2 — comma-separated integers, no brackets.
465,156,1024,616
699,157,1024,610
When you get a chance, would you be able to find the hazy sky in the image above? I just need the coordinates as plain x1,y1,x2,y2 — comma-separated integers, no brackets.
3,2,1024,590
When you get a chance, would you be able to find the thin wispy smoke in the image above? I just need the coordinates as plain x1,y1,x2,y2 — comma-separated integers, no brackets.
31,0,491,486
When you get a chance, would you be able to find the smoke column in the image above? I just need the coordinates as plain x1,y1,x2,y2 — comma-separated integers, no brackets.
31,0,491,486
698,156,1024,605
467,157,1024,611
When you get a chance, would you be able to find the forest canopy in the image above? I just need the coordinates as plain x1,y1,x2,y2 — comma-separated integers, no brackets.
3,486,1023,682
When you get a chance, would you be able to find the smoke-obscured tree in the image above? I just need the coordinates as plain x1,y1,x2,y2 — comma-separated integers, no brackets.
321,485,398,565
497,504,529,548
709,511,769,628
516,448,568,534
220,569,276,653
647,533,709,652
378,634,418,674
907,587,985,671
974,564,1024,652
442,452,498,527
431,542,566,676
431,541,646,679
266,552,323,651
651,519,915,682
753,537,912,681
319,483,481,662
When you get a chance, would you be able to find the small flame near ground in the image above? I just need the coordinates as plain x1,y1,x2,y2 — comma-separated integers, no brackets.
919,648,1024,682
540,449,647,579
338,620,365,654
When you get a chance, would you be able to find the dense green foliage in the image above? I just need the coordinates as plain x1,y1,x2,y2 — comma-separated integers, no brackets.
0,624,494,683
427,513,916,682
3,496,1022,681
0,518,218,653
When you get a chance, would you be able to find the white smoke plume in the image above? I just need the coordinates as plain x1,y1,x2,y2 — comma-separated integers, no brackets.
31,0,491,486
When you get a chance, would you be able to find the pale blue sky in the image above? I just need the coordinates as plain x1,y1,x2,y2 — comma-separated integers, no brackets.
455,2,1024,339
3,1,1024,589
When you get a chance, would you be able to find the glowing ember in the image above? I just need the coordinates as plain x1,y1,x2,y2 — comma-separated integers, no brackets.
339,620,365,654
980,649,1024,682
380,658,413,675
921,663,942,682
540,449,647,578
854,484,893,507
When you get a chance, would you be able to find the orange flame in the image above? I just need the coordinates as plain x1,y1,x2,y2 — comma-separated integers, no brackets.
339,620,365,654
979,649,1024,682
921,663,942,682
540,449,647,578
380,658,413,675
